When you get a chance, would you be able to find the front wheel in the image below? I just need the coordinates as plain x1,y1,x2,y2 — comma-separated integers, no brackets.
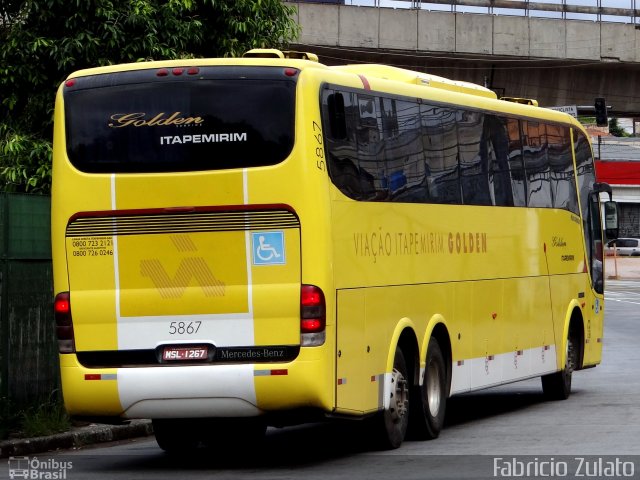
409,337,447,440
541,326,578,400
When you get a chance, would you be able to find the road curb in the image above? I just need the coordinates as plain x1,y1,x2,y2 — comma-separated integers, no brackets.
0,420,153,458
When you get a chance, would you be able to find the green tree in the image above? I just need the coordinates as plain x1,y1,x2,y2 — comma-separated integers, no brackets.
608,117,629,137
0,0,299,193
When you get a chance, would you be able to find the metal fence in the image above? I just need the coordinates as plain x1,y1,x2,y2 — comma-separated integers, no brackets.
339,0,640,24
595,137,640,161
0,193,58,410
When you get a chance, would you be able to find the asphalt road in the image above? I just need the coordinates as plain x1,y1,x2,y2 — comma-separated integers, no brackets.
2,280,639,480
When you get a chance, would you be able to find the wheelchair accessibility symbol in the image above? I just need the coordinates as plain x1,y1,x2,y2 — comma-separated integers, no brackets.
252,231,286,266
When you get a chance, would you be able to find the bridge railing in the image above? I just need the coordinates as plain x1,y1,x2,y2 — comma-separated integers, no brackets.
342,0,640,24
596,137,640,160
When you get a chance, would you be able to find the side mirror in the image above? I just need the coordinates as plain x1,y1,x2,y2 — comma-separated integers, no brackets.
604,201,619,239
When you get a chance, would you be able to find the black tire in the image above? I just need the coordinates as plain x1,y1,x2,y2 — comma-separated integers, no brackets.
153,418,266,454
542,327,578,400
370,347,410,450
202,418,267,450
153,419,200,454
409,337,447,440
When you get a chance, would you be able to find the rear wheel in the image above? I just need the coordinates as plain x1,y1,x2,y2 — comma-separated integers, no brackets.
542,326,579,400
409,337,447,439
153,419,200,454
370,347,410,449
153,418,266,454
202,418,266,450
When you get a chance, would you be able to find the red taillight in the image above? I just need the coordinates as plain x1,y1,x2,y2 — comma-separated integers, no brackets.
54,292,70,316
284,68,298,77
301,318,323,333
54,292,75,353
301,285,325,334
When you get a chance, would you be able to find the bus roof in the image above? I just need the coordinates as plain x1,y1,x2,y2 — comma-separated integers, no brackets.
330,64,497,100
63,48,585,134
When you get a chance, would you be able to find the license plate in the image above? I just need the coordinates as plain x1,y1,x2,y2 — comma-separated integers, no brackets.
162,346,208,361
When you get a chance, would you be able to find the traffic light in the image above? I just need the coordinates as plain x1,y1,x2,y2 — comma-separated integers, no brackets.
595,97,608,127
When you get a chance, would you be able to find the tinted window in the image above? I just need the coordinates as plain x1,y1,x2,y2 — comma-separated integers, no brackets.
65,74,296,173
424,106,462,205
459,111,491,206
506,119,527,207
548,125,578,214
483,115,513,206
575,130,602,293
384,99,428,203
324,91,364,198
355,95,386,200
322,86,582,213
523,121,552,208
574,131,595,218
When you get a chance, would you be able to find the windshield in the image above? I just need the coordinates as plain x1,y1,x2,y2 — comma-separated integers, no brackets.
63,67,296,173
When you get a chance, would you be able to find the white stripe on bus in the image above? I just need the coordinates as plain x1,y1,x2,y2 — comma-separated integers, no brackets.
118,364,260,418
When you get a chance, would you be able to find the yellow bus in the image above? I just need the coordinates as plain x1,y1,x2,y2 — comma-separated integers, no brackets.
52,49,617,452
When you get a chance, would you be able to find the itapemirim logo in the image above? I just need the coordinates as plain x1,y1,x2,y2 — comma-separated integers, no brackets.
8,456,72,479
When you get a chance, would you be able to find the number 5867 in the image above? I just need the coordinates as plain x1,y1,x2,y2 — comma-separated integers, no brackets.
168,321,202,335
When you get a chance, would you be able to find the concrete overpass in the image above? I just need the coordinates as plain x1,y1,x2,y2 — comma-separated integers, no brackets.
287,1,640,115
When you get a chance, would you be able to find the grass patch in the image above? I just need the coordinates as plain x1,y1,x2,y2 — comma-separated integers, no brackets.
20,399,71,438
1,393,71,440
0,397,21,440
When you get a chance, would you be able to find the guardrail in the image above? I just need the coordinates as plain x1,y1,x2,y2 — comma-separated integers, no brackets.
341,0,640,24
596,137,640,160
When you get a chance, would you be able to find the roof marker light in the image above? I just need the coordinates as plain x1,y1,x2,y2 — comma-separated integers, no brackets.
187,67,200,75
172,68,184,76
157,69,169,77
65,79,76,88
284,68,298,77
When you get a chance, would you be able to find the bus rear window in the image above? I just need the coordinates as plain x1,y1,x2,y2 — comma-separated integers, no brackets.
64,73,295,173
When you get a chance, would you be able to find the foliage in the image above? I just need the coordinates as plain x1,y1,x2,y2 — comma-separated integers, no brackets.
0,124,52,193
194,0,300,58
0,396,21,440
20,396,71,438
608,117,629,137
0,0,299,193
0,394,70,440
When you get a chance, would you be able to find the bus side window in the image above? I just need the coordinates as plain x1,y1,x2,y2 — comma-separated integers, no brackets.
523,120,553,208
384,99,428,203
327,92,347,140
506,118,527,207
548,125,578,214
355,94,386,200
574,130,603,293
421,105,462,205
323,90,365,199
483,115,513,207
459,111,492,206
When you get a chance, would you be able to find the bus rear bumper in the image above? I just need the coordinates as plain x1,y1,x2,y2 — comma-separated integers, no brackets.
59,350,332,419
118,364,262,418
